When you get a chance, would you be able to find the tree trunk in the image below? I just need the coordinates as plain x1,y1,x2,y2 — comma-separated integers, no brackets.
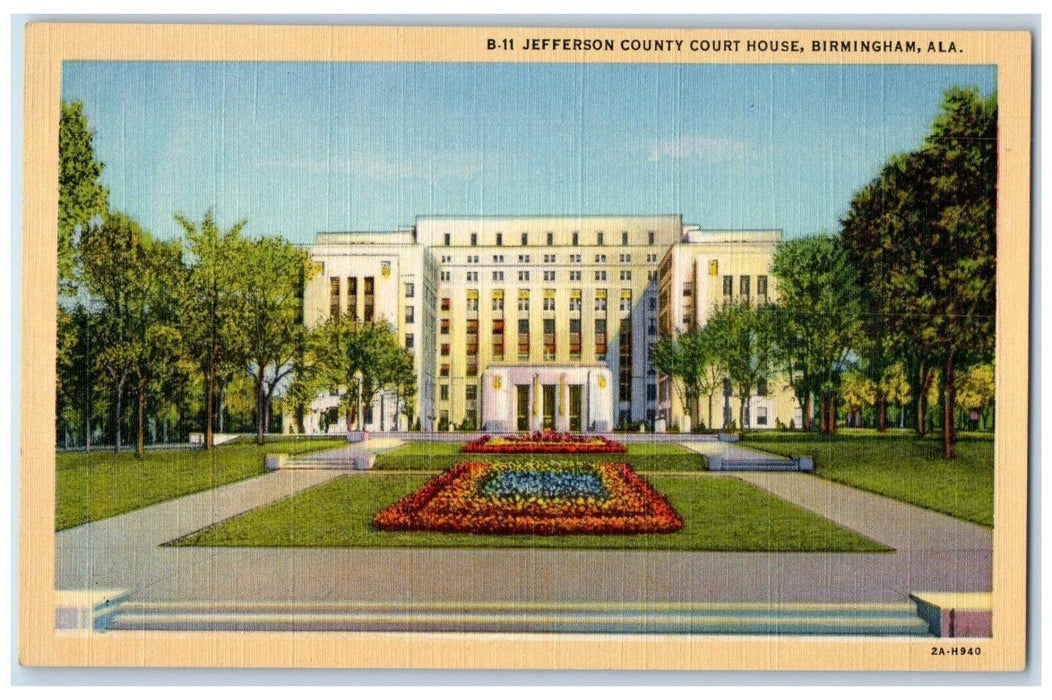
256,373,266,445
113,375,126,453
830,394,838,435
204,369,215,450
819,395,829,434
135,377,146,458
707,393,714,432
85,415,92,452
877,395,887,433
943,354,957,459
804,394,813,432
738,390,748,438
916,370,929,438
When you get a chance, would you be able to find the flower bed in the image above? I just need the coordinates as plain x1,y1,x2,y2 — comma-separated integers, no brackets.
373,460,682,535
463,432,627,454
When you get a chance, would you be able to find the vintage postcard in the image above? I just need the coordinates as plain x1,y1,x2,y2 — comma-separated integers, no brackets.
19,24,1031,671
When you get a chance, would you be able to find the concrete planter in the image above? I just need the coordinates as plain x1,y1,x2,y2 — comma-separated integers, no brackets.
717,433,740,443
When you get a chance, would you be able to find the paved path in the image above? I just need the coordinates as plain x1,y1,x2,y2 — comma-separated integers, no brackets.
57,444,991,606
677,440,791,462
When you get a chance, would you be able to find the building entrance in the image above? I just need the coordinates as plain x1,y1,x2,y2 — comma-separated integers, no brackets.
516,385,530,431
542,385,556,430
569,384,583,432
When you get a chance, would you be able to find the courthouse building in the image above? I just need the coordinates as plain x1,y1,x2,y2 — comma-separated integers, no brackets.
292,215,800,434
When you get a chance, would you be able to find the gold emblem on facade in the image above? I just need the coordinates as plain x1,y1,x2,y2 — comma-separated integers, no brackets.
381,261,391,278
493,375,502,390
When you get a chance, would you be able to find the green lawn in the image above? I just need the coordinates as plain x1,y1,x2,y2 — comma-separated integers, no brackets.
373,440,708,472
56,438,346,530
742,431,994,527
170,472,889,552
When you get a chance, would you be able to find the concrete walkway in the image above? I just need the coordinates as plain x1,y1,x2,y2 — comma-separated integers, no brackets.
56,444,991,607
677,440,791,462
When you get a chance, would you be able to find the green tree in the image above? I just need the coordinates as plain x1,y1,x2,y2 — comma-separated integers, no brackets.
704,300,777,437
880,362,912,429
653,328,722,430
58,101,109,294
956,363,995,429
176,210,249,449
840,370,877,428
769,234,862,433
321,318,414,431
281,325,332,434
238,236,315,443
842,87,996,458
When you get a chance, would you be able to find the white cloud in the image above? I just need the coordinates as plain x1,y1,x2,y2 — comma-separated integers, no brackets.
644,135,753,163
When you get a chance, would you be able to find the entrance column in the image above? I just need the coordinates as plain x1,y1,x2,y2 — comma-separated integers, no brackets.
556,373,569,432
531,373,542,432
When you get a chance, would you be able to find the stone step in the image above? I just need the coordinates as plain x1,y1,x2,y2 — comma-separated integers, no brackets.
106,601,932,636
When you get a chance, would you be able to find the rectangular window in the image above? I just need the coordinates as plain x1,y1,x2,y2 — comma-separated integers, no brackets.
595,270,607,282
595,319,607,360
404,282,414,298
441,297,450,311
619,317,632,402
441,343,450,357
647,384,657,401
518,270,530,282
570,270,581,281
405,306,415,324
470,232,477,246
405,333,414,351
440,271,451,282
570,318,582,358
347,277,358,320
543,254,556,263
492,292,504,312
543,270,555,282
757,406,768,426
597,232,604,246
595,291,607,312
441,364,450,378
648,231,655,245
466,271,478,282
518,254,531,264
518,290,530,311
329,277,341,319
543,318,556,361
758,275,768,305
740,275,750,300
595,254,606,264
496,232,503,246
363,277,374,322
492,318,505,359
723,275,733,298
441,319,450,334
572,231,579,246
546,231,554,246
440,384,449,401
521,232,528,246
620,270,632,281
518,318,530,360
492,254,503,263
466,291,479,312
570,253,581,264
493,270,504,282
443,233,451,246
622,231,629,245
619,253,632,263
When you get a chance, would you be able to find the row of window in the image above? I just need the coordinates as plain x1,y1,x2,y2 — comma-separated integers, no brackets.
439,252,661,265
440,269,657,283
442,231,659,247
431,291,658,317
434,379,659,405
329,276,375,322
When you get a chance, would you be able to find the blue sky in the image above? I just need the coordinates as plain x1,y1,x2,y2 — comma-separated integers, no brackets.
61,61,996,244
